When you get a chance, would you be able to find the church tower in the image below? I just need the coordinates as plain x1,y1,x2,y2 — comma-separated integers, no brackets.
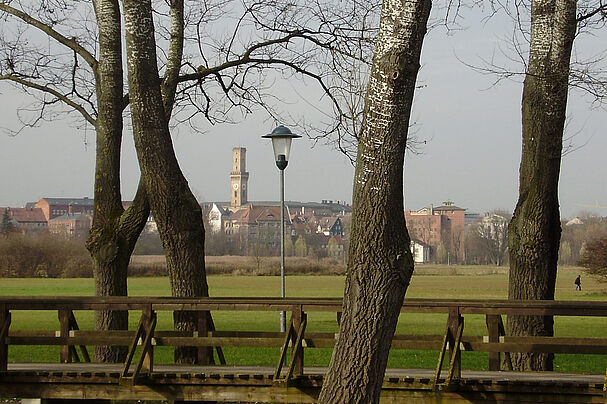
230,147,249,207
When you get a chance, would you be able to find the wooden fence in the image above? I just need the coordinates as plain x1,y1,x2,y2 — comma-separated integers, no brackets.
0,297,606,391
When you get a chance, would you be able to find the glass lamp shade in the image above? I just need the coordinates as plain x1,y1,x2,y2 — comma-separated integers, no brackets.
262,125,301,169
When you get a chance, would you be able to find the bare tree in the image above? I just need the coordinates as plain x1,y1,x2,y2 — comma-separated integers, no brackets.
318,0,431,401
468,212,509,265
469,0,606,371
507,0,578,371
0,0,384,362
578,237,607,281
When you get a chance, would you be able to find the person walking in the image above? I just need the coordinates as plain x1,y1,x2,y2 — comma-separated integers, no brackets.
574,275,581,291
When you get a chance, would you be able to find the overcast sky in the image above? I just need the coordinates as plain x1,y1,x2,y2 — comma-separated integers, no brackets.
1,6,606,219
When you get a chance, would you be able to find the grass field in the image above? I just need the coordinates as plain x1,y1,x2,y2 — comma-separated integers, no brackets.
1,264,606,373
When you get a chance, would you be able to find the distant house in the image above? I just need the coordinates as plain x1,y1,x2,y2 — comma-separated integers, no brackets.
411,239,431,263
34,197,94,221
566,217,584,226
317,216,344,236
405,201,466,262
222,204,293,255
0,207,47,232
48,212,92,237
203,146,352,256
208,203,230,233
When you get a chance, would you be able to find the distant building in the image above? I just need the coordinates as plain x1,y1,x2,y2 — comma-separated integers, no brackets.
204,147,351,256
0,207,47,232
48,212,92,237
405,201,466,262
223,204,292,254
34,197,94,221
208,203,230,233
317,216,344,236
230,147,249,208
566,217,584,226
411,239,431,263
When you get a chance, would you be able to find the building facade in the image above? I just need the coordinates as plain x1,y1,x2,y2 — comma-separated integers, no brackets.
34,197,94,221
0,207,47,232
405,201,466,262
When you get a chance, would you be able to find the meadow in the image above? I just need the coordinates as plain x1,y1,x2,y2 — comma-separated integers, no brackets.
1,264,605,373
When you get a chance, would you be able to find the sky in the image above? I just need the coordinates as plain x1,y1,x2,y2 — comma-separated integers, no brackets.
0,6,606,219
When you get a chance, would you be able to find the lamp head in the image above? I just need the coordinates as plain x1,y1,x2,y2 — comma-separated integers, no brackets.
262,125,301,170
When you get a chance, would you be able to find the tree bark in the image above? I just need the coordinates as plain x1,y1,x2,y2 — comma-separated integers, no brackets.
122,0,211,364
507,0,576,371
86,0,149,363
318,0,431,402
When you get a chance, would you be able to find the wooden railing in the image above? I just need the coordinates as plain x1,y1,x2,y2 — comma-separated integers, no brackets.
1,297,606,390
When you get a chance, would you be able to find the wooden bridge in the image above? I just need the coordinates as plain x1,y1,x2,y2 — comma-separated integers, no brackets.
0,296,606,403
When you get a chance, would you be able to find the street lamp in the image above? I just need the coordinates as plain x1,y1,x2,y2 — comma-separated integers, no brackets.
262,125,301,332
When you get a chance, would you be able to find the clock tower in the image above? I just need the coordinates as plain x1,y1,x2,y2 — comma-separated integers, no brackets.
230,147,249,207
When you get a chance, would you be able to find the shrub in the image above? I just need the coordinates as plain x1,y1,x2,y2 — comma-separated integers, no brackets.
0,233,92,278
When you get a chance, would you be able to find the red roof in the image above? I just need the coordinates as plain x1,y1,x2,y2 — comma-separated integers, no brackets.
0,207,47,223
228,205,290,224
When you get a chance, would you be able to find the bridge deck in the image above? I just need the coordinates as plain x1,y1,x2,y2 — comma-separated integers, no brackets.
1,364,605,403
3,362,605,383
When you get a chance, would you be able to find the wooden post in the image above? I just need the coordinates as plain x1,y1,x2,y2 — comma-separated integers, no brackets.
141,305,154,373
486,314,501,371
0,305,9,371
197,311,213,365
291,305,305,377
58,309,71,363
447,307,461,379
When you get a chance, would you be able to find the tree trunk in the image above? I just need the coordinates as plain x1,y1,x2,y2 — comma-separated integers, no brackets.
318,0,431,402
507,0,576,371
86,0,149,363
122,0,211,364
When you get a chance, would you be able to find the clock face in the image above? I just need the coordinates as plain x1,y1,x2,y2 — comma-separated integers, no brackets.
233,183,239,190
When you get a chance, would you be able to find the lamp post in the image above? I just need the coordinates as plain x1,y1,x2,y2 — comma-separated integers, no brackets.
262,125,301,332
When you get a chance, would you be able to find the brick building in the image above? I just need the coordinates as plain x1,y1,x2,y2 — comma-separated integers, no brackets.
48,212,92,237
223,204,292,255
34,197,94,221
405,201,466,262
0,207,47,232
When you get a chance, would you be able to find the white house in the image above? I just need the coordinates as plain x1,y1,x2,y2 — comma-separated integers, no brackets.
208,203,230,233
411,239,431,263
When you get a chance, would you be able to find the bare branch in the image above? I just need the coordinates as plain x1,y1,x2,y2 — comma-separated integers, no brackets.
0,3,98,70
0,74,96,125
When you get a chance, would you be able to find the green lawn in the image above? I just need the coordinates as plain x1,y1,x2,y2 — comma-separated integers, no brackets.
1,265,606,373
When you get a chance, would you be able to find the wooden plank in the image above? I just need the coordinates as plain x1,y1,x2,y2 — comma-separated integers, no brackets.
291,305,305,377
156,336,286,347
286,312,307,380
196,310,212,365
67,311,90,363
58,309,71,363
445,315,464,386
433,321,450,388
486,314,501,371
121,317,145,379
132,308,156,379
0,306,9,371
448,307,462,380
274,320,293,380
1,296,607,317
